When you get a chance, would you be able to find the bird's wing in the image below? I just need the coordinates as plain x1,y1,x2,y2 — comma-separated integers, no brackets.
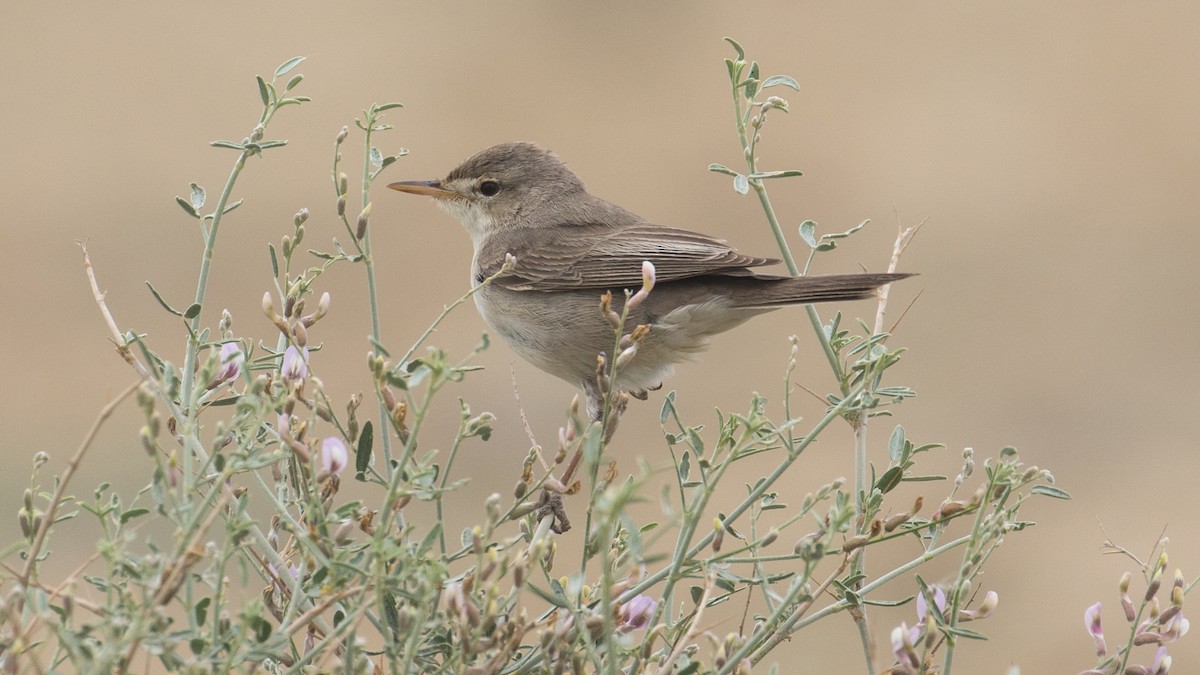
476,223,779,291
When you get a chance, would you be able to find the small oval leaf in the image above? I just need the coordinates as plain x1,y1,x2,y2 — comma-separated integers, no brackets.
189,183,206,210
733,174,749,195
274,56,305,78
1030,485,1071,500
175,196,198,218
183,303,202,319
255,75,270,106
761,74,801,91
355,420,374,479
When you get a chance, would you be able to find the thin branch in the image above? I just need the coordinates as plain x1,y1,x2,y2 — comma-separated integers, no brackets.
19,380,140,584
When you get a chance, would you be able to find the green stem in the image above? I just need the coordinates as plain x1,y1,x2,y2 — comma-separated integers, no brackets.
359,110,393,473
620,387,859,605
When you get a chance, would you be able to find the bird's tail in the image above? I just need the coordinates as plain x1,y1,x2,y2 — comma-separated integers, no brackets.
730,273,914,308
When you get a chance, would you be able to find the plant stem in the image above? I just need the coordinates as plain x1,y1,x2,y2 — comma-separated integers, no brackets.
359,109,393,473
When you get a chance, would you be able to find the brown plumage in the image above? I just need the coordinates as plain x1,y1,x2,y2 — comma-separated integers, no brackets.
390,142,911,417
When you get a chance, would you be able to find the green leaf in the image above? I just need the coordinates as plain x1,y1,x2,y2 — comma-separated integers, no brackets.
748,170,803,180
119,508,149,524
708,163,739,177
355,420,373,480
875,466,903,494
761,74,801,91
689,586,703,605
210,140,244,150
221,198,243,215
723,37,745,60
659,390,676,423
944,626,989,640
375,102,404,112
183,303,202,319
901,474,947,482
274,56,306,78
416,523,441,555
1031,485,1071,500
799,221,818,248
370,146,383,168
189,183,206,210
256,75,270,106
824,219,869,240
268,244,279,278
195,596,211,626
146,281,184,317
733,174,749,195
285,74,303,91
175,196,198,218
863,596,915,607
383,591,400,640
526,582,572,608
888,425,906,461
677,451,691,482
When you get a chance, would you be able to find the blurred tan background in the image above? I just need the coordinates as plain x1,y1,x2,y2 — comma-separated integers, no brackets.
2,3,1198,672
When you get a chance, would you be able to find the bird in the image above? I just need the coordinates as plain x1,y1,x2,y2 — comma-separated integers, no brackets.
388,142,910,420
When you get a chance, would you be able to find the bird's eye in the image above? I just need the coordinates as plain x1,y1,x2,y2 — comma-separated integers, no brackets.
478,180,501,197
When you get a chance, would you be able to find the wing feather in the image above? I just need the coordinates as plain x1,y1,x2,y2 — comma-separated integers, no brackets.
477,223,778,291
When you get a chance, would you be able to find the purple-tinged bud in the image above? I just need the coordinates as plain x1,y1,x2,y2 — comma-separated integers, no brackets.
338,172,349,197
761,528,779,547
336,194,346,217
291,322,308,348
1147,577,1162,602
320,437,348,476
1120,571,1133,594
294,208,309,228
616,594,656,633
282,345,309,382
1084,602,1107,656
356,202,371,240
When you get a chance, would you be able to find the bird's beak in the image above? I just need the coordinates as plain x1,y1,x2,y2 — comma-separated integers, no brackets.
387,180,462,200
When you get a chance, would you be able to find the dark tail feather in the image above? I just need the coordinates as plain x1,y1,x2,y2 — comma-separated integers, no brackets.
731,273,914,308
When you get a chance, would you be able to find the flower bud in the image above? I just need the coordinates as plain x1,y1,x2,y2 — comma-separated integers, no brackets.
356,202,372,240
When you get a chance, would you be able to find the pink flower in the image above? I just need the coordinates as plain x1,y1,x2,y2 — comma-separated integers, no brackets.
891,622,921,672
617,594,657,632
1084,602,1107,656
209,342,245,387
320,437,348,475
282,345,309,382
917,585,947,624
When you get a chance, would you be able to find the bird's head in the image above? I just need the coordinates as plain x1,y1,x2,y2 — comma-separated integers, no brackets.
388,142,586,245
